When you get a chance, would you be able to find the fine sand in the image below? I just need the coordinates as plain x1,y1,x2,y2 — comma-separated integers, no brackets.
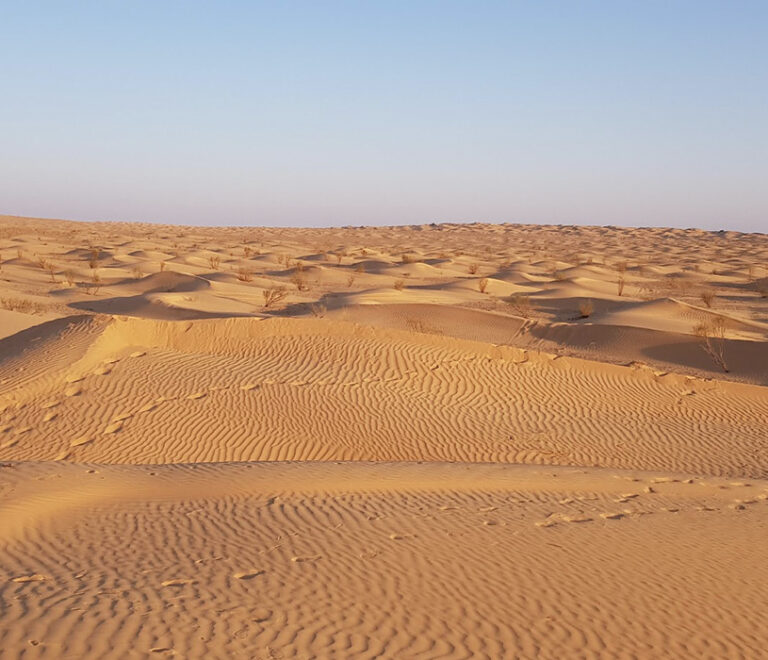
1,215,767,658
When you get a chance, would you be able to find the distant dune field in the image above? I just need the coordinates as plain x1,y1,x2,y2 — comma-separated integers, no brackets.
1,215,767,658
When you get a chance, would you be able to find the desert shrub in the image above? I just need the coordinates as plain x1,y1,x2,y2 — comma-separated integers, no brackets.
236,267,254,282
694,318,728,372
579,300,594,318
262,285,288,308
355,263,366,274
0,297,47,314
131,266,143,279
346,274,356,287
64,269,77,286
310,302,327,318
291,273,309,291
507,293,532,318
700,289,716,308
468,263,479,275
394,279,405,291
88,248,99,269
617,275,626,296
208,255,221,270
478,277,489,294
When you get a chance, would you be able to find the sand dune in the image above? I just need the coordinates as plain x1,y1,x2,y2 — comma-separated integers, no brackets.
1,215,767,658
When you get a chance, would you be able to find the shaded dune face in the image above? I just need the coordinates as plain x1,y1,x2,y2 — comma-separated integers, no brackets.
1,216,767,659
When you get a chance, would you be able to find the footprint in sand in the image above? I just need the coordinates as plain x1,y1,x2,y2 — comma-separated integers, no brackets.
240,383,259,391
186,392,206,400
93,365,112,376
562,515,593,524
130,351,146,358
104,420,123,434
138,402,157,413
65,374,84,384
160,579,195,587
112,412,133,422
40,400,60,410
70,436,92,447
11,574,48,583
64,385,82,397
233,570,265,580
43,411,58,422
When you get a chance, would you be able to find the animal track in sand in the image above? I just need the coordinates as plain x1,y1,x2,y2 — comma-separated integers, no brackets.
160,579,196,587
233,570,265,580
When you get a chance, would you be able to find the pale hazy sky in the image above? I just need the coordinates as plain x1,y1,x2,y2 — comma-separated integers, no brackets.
2,1,766,231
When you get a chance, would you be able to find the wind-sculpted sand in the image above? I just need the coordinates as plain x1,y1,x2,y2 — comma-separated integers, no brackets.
1,215,767,658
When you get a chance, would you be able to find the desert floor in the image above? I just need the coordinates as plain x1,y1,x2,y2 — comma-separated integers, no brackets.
1,215,767,659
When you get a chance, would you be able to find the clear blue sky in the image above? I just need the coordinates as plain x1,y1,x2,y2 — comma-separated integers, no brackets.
2,1,766,231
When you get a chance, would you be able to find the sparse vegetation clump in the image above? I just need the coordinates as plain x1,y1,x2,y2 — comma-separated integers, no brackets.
291,272,309,291
236,267,254,282
0,297,48,314
394,279,405,291
208,255,221,270
478,277,489,294
262,285,288,308
507,293,532,318
700,289,716,308
468,263,479,275
694,317,729,372
579,300,594,318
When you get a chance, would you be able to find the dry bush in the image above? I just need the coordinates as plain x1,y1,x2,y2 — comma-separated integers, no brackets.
208,255,221,270
262,285,288,308
393,279,405,291
291,273,309,291
478,277,489,294
355,263,366,274
335,253,344,265
0,297,47,314
617,275,626,296
346,274,356,287
88,248,99,269
401,254,414,264
16,248,23,260
310,302,327,318
553,271,567,281
91,270,101,283
243,246,252,258
46,262,58,282
614,260,628,274
131,266,143,279
236,267,254,282
579,300,594,318
700,289,716,308
159,261,167,272
467,263,479,275
694,318,728,372
64,269,76,286
37,256,48,270
507,293,532,318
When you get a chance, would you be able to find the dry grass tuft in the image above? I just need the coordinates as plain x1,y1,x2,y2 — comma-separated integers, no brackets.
393,279,406,291
579,300,594,318
478,277,489,294
262,285,288,308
